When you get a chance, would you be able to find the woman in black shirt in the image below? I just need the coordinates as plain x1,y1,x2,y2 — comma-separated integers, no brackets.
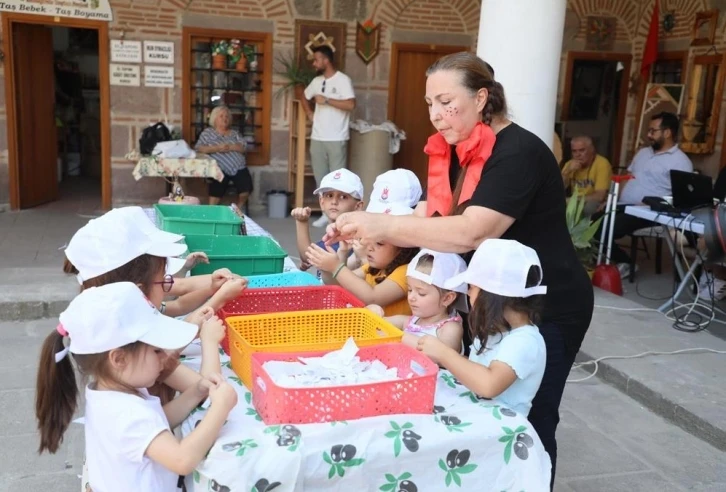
324,52,593,486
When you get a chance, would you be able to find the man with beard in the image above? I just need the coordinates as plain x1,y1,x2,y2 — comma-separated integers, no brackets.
303,45,356,228
594,112,692,276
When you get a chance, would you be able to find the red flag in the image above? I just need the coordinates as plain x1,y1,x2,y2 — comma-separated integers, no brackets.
641,0,659,79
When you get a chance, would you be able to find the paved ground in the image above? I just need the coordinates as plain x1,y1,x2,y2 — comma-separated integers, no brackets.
1,202,725,490
0,318,723,491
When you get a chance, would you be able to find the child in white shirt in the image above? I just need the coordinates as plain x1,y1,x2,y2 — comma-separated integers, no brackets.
35,282,237,491
416,239,547,417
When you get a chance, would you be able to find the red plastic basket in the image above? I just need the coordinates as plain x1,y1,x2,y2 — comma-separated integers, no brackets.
250,343,438,424
217,286,364,355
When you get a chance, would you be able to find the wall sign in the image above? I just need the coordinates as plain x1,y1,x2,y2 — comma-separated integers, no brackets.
0,0,113,21
144,41,174,64
110,64,140,86
111,40,142,63
144,65,174,88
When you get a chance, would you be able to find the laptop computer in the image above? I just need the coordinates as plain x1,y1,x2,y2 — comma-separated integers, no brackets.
670,170,713,212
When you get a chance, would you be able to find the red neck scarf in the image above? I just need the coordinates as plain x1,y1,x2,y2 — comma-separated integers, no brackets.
423,122,496,217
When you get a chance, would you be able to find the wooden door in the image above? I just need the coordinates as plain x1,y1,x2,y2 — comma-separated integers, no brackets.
388,43,469,183
13,22,58,208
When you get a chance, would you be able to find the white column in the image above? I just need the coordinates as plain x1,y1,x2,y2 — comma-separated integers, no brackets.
477,0,566,150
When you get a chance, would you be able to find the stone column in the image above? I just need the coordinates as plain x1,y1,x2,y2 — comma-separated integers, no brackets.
477,0,567,150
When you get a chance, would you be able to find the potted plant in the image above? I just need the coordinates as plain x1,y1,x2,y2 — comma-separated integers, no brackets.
566,193,603,277
274,52,316,100
227,39,245,71
211,40,230,70
244,44,258,71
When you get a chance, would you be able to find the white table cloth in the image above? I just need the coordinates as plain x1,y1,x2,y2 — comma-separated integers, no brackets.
179,346,551,492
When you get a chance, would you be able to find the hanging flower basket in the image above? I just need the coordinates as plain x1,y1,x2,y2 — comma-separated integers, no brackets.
212,54,227,70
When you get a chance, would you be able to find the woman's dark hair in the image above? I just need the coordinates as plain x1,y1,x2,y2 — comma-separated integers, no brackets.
426,52,508,216
78,254,166,295
35,331,143,454
469,265,544,355
369,246,420,284
62,258,78,274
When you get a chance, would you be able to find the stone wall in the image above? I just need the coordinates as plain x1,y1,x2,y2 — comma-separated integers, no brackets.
3,0,726,209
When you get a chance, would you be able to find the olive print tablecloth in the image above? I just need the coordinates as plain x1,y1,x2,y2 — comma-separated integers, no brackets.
179,345,551,492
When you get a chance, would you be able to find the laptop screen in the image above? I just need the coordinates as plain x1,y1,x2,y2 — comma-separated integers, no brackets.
670,170,713,210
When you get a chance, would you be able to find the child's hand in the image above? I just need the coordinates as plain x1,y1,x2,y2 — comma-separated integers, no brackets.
416,334,451,365
217,278,248,303
351,238,366,261
291,207,312,223
211,269,235,292
305,243,341,273
195,372,222,399
200,315,226,345
337,239,351,263
186,306,215,330
208,379,238,412
184,252,209,271
365,304,385,317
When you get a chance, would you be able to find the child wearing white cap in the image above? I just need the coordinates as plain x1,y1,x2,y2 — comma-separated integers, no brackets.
307,201,418,316
417,239,547,417
35,283,238,491
291,168,364,275
64,207,247,403
368,249,467,354
369,168,423,208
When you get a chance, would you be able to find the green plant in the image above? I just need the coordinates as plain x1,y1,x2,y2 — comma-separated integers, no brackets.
566,193,602,269
274,52,316,98
212,40,229,56
243,44,257,62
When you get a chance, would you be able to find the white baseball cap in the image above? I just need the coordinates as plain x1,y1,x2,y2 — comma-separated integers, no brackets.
370,169,423,208
445,239,547,298
313,168,364,200
407,249,469,313
56,282,197,361
109,207,185,244
66,210,188,282
365,201,415,216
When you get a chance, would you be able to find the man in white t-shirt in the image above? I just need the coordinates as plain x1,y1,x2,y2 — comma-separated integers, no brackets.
303,45,356,227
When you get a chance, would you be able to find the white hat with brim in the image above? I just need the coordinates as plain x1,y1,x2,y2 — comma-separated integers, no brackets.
444,239,547,298
59,282,198,358
66,212,188,282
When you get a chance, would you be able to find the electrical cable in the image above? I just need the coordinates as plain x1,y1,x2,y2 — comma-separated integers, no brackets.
567,347,726,383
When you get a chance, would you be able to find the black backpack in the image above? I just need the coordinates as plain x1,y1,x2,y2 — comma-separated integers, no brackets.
139,122,172,155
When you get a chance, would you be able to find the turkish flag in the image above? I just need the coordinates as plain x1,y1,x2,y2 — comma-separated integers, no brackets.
641,0,659,79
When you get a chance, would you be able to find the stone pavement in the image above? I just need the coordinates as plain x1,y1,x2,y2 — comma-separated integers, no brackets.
1,204,725,490
0,317,723,491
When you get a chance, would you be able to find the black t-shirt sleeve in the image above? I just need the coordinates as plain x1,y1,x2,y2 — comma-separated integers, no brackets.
469,146,544,221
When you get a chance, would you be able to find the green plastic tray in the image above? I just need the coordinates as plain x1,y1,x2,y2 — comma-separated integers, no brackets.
154,204,242,236
184,235,287,276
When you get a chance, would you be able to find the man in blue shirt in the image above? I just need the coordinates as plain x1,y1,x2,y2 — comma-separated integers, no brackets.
595,112,693,276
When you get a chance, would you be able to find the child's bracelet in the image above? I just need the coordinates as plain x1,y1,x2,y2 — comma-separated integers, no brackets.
332,263,346,279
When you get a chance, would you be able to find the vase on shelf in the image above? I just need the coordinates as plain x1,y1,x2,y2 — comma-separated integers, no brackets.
235,57,248,72
249,59,258,71
212,54,226,70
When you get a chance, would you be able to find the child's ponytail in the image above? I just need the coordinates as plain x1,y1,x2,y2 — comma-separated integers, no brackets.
35,329,78,454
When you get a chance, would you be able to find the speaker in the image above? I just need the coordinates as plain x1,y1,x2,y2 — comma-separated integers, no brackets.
692,204,726,263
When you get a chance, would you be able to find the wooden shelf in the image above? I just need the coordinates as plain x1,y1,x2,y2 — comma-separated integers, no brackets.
182,27,272,166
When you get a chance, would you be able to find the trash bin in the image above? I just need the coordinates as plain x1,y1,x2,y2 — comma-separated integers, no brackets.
348,121,406,203
267,190,290,219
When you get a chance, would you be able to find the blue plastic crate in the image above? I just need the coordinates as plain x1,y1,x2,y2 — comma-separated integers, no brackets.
246,271,321,289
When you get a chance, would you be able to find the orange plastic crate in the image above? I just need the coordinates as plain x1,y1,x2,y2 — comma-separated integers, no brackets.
251,343,438,424
227,308,403,389
218,286,365,355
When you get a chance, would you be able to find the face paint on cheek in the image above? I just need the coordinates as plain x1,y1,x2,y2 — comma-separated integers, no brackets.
444,107,459,117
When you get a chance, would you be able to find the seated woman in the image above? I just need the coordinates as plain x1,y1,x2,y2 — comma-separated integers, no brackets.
195,105,253,209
